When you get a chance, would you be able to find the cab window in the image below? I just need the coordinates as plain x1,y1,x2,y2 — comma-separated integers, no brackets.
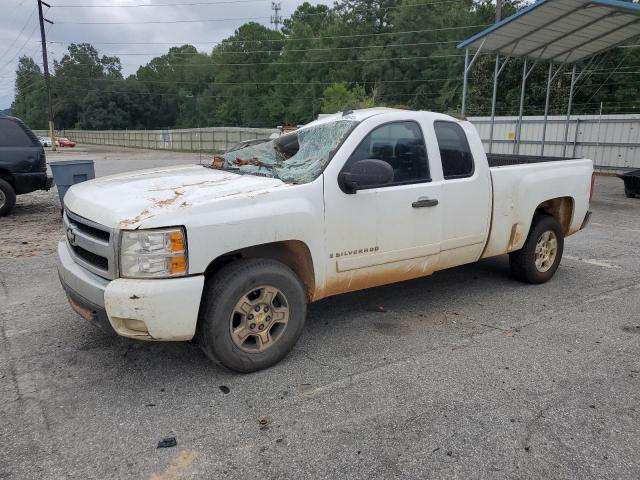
434,121,474,179
345,121,430,186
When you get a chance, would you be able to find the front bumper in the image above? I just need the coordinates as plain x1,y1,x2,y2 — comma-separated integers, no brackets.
56,240,205,341
14,172,53,194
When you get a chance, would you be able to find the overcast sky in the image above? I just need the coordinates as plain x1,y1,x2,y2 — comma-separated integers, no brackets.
0,0,331,110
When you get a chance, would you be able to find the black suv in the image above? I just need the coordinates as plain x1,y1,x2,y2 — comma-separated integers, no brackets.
0,114,53,216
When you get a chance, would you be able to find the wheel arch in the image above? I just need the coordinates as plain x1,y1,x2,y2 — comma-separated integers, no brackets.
203,240,316,301
0,169,15,188
533,196,575,235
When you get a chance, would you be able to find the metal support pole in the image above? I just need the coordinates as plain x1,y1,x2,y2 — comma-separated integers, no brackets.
563,64,577,157
37,0,56,151
541,63,554,157
489,53,500,154
572,118,580,158
461,48,470,116
460,40,486,117
514,59,528,154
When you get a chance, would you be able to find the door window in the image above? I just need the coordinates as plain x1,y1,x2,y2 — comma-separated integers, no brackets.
434,121,474,179
345,121,430,186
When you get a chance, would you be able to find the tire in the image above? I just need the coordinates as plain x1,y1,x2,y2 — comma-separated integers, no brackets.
625,186,636,199
509,215,564,284
0,178,16,217
198,258,307,373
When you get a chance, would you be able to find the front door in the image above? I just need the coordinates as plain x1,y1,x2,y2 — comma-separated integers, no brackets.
322,118,443,297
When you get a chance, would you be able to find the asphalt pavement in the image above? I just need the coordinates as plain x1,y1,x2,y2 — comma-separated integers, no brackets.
1,145,639,479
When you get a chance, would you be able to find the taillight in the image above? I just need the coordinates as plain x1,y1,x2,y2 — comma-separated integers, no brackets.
589,173,596,203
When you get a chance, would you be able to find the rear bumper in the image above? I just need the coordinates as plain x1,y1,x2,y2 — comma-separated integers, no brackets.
14,172,53,194
56,240,204,341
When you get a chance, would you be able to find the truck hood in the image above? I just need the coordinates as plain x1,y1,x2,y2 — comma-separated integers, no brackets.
64,164,285,229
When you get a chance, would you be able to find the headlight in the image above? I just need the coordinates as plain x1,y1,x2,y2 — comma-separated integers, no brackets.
120,227,187,278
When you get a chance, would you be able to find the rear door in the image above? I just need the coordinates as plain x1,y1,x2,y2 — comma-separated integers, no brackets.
433,120,492,269
322,114,443,297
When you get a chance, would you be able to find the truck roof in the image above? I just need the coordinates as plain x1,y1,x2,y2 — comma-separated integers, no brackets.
304,108,459,131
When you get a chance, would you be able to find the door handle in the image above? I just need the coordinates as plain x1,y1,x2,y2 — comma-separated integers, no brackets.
412,197,438,208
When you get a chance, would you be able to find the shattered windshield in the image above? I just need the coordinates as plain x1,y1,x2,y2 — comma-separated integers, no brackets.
210,120,357,184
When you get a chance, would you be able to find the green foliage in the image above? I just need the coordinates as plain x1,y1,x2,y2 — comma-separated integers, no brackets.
10,0,640,129
321,83,374,113
11,57,47,129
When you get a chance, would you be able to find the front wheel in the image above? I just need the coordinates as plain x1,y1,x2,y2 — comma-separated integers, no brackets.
509,215,564,284
625,186,636,198
198,258,307,373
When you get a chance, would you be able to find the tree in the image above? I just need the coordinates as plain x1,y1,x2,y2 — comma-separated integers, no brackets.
321,83,374,113
8,0,640,131
11,57,47,128
52,43,124,128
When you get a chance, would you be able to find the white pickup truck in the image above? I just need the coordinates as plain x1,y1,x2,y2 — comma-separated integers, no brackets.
57,108,594,372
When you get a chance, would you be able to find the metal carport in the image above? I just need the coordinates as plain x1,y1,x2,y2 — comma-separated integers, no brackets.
457,0,640,156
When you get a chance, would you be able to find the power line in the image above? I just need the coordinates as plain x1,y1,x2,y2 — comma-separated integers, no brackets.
55,14,272,25
34,75,463,87
0,6,38,63
53,0,266,6
52,0,474,24
53,86,454,100
52,0,465,10
47,24,488,45
585,53,636,103
94,40,463,56
0,23,42,72
48,52,469,69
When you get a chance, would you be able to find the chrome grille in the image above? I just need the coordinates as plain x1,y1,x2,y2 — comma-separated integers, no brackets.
63,210,117,279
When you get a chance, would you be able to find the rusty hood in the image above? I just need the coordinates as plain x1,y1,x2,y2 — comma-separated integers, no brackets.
63,164,285,229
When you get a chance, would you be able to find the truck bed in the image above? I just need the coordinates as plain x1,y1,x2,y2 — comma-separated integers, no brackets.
482,156,593,259
487,153,575,168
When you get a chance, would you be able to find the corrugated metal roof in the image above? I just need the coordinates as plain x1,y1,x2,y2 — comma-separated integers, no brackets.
457,0,640,64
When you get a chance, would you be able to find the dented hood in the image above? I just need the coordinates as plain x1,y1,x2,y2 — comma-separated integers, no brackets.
64,164,284,229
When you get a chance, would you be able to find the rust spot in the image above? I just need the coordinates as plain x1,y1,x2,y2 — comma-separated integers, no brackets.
314,258,435,301
120,208,152,227
155,190,184,209
68,296,93,321
537,197,574,235
240,241,315,301
147,178,234,191
507,224,524,251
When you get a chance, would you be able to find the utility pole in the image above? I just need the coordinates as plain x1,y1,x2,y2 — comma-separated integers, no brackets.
37,0,56,150
270,2,282,30
496,0,502,22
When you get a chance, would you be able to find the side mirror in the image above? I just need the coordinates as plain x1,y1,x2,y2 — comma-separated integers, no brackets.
339,159,394,194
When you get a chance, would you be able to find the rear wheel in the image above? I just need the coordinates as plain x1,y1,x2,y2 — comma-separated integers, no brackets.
509,215,564,284
198,258,307,373
0,178,16,217
625,186,636,198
